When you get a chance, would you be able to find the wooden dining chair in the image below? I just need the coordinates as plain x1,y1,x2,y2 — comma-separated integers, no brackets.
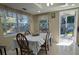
16,33,32,55
40,33,49,54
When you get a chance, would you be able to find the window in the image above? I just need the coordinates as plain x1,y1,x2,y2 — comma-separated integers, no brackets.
39,15,49,32
1,11,17,35
40,20,48,30
40,20,49,32
18,15,30,32
0,8,30,35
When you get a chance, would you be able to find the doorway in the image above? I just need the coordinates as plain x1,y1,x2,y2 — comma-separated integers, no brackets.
59,9,78,45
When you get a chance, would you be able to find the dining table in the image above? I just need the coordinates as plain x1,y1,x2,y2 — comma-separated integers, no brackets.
10,33,52,55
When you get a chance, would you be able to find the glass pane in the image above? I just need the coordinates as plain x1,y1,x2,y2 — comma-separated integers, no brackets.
7,11,13,17
40,20,48,32
66,16,74,36
1,17,17,35
61,24,66,34
13,12,17,18
0,9,29,35
61,16,66,34
18,15,29,32
1,10,17,35
67,16,74,23
61,16,66,24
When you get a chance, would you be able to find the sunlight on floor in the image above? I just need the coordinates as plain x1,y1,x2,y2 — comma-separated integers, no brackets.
56,40,73,46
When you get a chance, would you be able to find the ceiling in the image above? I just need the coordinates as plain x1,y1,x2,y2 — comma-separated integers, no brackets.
2,3,79,15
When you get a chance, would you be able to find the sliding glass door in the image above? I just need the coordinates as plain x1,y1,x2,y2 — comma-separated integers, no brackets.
60,15,75,39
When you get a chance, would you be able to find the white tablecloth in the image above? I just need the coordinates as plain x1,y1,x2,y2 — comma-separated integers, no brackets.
11,33,47,54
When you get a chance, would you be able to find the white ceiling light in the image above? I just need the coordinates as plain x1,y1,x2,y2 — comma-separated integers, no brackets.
47,3,50,6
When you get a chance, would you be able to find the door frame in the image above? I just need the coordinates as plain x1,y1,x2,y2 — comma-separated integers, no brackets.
59,9,78,43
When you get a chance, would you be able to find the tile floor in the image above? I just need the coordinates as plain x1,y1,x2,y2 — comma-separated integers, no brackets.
1,42,79,55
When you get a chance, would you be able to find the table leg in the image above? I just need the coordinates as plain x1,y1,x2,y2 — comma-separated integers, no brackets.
0,49,2,55
4,48,7,55
15,48,18,55
50,38,52,46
